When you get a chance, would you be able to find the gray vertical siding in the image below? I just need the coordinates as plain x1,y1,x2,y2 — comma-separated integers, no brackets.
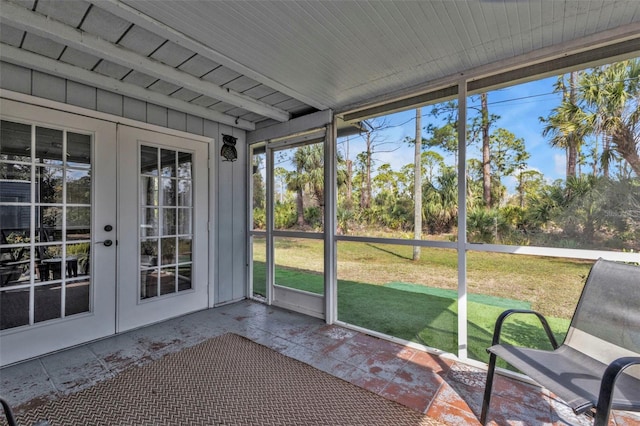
0,60,247,305
32,70,65,103
96,89,123,117
66,81,97,110
214,124,247,305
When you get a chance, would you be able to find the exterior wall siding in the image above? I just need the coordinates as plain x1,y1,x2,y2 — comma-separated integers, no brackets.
0,60,247,306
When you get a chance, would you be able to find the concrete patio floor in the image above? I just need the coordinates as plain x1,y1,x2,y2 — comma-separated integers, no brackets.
1,300,638,425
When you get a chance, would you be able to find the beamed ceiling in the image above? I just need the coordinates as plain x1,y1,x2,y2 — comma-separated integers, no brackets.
1,0,640,131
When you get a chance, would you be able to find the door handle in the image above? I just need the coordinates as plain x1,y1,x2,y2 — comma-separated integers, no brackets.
97,239,114,247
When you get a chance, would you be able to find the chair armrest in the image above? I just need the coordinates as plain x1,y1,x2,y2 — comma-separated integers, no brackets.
594,357,640,426
488,309,559,349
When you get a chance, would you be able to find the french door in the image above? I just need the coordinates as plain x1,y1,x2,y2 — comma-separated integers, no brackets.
116,125,209,332
0,100,210,366
0,99,117,365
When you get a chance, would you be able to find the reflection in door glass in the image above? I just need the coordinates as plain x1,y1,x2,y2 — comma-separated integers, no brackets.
0,120,92,330
139,145,193,299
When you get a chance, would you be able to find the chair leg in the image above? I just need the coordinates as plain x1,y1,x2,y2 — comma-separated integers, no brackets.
1,397,17,426
593,410,610,426
480,353,498,425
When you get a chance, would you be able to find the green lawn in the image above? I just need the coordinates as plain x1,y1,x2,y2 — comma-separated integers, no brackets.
252,260,570,369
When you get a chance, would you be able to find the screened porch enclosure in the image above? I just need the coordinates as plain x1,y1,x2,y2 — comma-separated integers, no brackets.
0,0,639,391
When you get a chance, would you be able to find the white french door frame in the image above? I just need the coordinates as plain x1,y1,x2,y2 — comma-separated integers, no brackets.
0,90,215,365
0,97,117,366
116,125,211,333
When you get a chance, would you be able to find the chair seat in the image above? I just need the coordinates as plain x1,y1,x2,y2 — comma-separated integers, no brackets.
488,344,640,414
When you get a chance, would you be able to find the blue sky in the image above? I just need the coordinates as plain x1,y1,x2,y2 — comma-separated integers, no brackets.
337,76,567,195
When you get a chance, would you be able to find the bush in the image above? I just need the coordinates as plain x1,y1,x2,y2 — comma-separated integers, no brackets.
274,202,296,229
304,206,322,228
253,208,266,229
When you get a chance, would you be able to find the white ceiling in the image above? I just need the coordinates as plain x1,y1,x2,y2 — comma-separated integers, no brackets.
1,0,640,131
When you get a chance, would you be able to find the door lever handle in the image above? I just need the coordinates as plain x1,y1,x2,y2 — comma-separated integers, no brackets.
96,239,114,247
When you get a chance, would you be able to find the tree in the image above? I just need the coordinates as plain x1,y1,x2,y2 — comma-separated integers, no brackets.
514,169,544,209
273,166,287,203
430,95,501,207
287,143,325,227
287,155,306,226
579,59,640,177
253,155,266,209
490,129,529,187
480,93,492,207
355,118,400,210
421,150,445,182
541,72,592,181
414,108,422,260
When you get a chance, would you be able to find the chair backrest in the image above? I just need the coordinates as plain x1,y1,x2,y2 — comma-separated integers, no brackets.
564,258,640,378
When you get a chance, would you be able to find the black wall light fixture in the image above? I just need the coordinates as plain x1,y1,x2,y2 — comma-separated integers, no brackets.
221,134,238,161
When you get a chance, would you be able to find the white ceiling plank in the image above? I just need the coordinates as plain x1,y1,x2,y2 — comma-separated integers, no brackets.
0,42,255,130
93,0,329,111
117,25,165,56
34,0,90,28
80,5,131,43
0,23,25,46
59,46,101,70
21,32,65,59
0,0,290,122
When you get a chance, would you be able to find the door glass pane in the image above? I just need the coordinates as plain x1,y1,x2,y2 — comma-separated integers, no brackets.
65,278,90,316
177,153,192,178
178,237,192,262
0,121,93,330
35,127,63,165
66,133,91,168
1,120,31,161
160,149,176,177
162,208,176,235
177,264,191,291
177,208,191,234
0,288,30,329
161,178,176,206
177,180,192,207
34,283,61,323
66,169,91,204
0,163,31,183
140,146,158,175
66,207,90,240
141,208,159,237
141,176,159,206
139,145,193,299
37,206,63,242
36,166,63,203
160,266,176,295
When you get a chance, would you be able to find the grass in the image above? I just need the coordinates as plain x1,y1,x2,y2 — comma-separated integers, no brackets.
252,237,592,367
254,261,569,368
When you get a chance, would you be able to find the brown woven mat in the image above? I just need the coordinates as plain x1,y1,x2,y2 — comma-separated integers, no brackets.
7,333,447,426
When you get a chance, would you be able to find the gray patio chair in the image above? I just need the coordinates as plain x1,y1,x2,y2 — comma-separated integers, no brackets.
480,258,640,426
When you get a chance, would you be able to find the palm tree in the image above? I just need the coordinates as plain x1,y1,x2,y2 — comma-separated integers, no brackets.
579,59,640,177
287,144,324,227
541,72,593,180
